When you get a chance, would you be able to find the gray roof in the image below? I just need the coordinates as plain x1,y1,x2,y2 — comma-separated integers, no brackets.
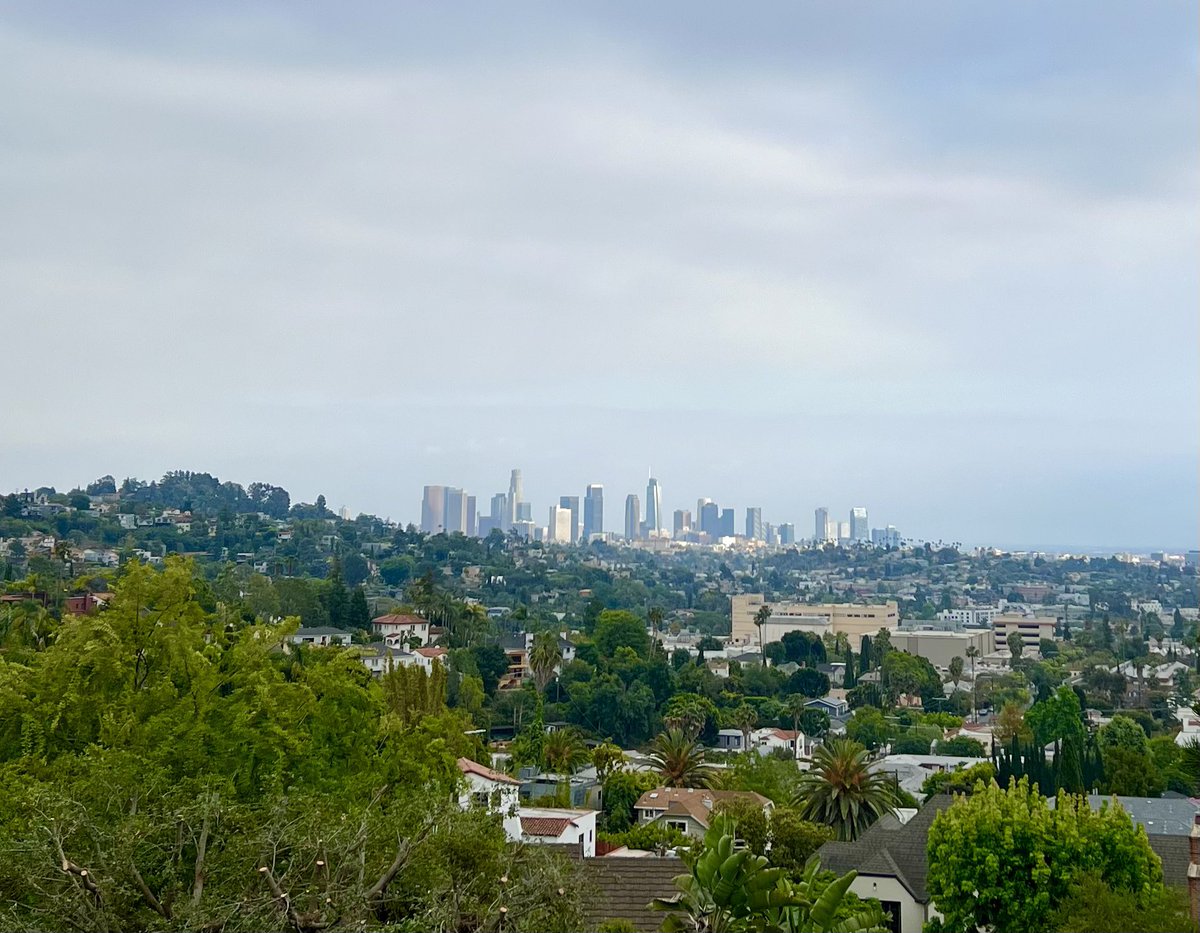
294,626,349,637
818,795,955,903
1084,795,1200,836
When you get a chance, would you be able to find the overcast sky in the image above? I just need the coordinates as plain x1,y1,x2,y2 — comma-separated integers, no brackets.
2,2,1196,550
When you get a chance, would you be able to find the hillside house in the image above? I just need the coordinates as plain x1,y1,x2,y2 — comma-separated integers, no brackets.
634,787,773,840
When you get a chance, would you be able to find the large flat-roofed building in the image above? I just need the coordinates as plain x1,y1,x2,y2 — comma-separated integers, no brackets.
732,594,899,646
891,629,993,670
993,613,1058,651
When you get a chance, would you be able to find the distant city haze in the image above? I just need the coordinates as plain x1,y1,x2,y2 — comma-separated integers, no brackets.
0,3,1195,550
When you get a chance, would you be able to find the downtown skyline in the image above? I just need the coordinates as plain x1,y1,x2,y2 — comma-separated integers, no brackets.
0,3,1194,551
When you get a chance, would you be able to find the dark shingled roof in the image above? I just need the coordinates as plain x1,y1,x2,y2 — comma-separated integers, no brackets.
818,795,955,904
1148,833,1192,888
819,796,1195,904
575,856,685,932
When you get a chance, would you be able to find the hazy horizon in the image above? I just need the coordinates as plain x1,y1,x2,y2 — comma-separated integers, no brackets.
2,2,1196,549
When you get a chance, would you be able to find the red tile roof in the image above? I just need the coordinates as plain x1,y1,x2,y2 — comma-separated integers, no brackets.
416,646,447,658
520,817,573,837
457,757,520,785
373,613,427,626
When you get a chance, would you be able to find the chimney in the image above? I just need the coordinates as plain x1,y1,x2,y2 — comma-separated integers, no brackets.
1190,813,1200,924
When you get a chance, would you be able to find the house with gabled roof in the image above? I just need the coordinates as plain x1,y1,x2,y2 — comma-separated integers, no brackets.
633,787,772,840
456,757,522,841
371,613,430,645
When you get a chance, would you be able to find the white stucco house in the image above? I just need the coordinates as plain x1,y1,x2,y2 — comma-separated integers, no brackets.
291,627,353,647
518,807,598,857
371,614,431,645
456,757,522,842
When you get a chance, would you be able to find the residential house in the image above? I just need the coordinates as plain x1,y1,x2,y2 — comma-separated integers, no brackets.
805,696,850,718
819,796,954,933
634,787,773,841
371,614,430,645
456,757,522,842
869,754,988,798
751,727,816,760
519,807,598,857
292,627,353,647
715,729,746,752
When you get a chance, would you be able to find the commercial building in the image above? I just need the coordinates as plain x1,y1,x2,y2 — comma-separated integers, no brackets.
731,594,899,646
507,470,523,527
937,607,999,627
558,496,580,544
872,526,901,548
746,507,763,541
993,613,1058,651
490,492,508,532
779,523,795,546
645,476,663,536
444,487,468,535
420,485,446,534
699,501,720,537
891,629,993,670
814,507,831,543
673,509,691,537
583,484,604,539
850,507,869,542
720,508,735,537
624,494,641,541
548,505,573,543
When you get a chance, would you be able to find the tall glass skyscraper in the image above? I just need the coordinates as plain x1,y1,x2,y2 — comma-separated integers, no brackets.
624,494,641,540
645,475,662,536
507,469,523,527
584,484,604,539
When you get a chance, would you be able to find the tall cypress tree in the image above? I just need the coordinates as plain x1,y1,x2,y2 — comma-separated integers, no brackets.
1058,733,1085,794
859,635,872,674
843,646,857,688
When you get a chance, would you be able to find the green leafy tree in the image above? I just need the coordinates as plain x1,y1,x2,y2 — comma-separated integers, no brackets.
1049,872,1198,933
925,778,1163,933
793,738,898,841
933,735,985,757
845,707,896,752
594,610,651,659
765,809,834,874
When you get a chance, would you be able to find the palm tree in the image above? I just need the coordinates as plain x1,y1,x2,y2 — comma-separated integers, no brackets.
732,703,758,754
542,727,589,775
754,603,772,665
965,645,980,722
529,630,561,693
793,738,898,841
648,606,664,656
785,693,808,736
648,729,715,788
948,655,964,691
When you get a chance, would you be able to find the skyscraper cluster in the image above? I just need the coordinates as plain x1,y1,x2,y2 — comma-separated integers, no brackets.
419,467,900,549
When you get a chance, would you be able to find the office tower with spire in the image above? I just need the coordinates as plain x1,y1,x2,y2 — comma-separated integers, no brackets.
645,473,662,537
624,494,641,540
583,484,604,539
850,507,869,542
745,507,763,540
507,469,523,528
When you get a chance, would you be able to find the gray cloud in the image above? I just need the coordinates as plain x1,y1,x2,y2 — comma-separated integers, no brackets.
1,3,1195,548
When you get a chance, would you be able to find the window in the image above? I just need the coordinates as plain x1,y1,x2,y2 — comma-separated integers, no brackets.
879,901,901,933
471,791,490,808
666,820,688,833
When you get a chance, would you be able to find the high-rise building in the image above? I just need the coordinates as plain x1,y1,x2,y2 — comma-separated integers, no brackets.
443,487,467,534
507,469,523,527
516,502,532,522
420,485,446,534
645,475,662,536
700,501,721,537
745,507,763,540
816,506,835,542
466,495,477,537
559,496,580,544
720,508,735,537
583,484,604,539
548,505,573,543
871,526,901,548
624,494,641,540
779,523,795,546
838,521,850,544
490,492,508,531
673,509,691,537
850,507,869,542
